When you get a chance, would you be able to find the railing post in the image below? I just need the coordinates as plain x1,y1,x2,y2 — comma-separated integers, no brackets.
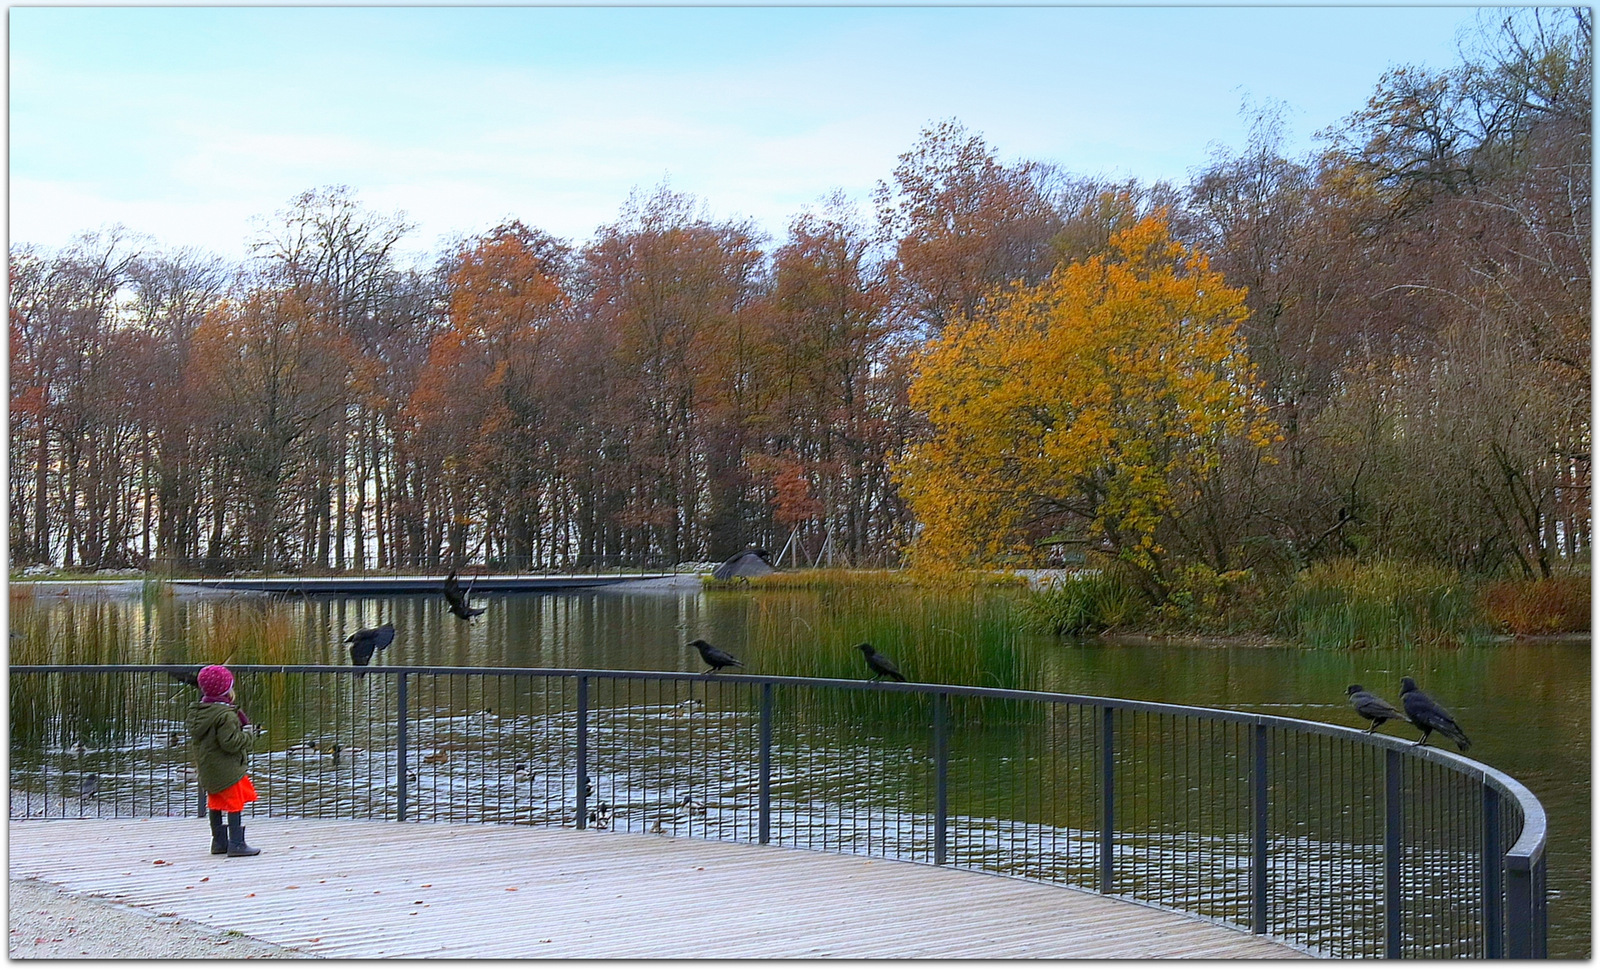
933,691,948,866
1534,854,1548,958
395,672,409,822
1385,747,1404,958
758,683,772,845
1506,859,1534,958
1251,723,1268,934
575,676,589,829
1482,785,1503,958
1100,705,1114,894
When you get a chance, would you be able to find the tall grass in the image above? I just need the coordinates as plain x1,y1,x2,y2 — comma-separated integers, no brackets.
8,596,142,665
1277,558,1489,649
1478,576,1590,635
190,604,300,665
745,577,1045,724
1016,570,1147,636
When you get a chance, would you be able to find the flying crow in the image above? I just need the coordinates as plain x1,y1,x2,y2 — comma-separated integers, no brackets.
1400,677,1472,751
346,622,397,674
855,642,907,682
1345,684,1404,734
443,570,485,620
688,638,743,675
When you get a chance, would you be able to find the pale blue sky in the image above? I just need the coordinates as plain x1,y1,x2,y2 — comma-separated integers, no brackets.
11,6,1502,261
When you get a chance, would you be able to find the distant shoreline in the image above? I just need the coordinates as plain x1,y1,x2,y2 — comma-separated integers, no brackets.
10,573,707,600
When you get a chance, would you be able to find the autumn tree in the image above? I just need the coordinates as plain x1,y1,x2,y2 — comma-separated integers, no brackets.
581,186,767,563
876,120,1064,336
449,222,571,568
766,194,903,563
190,282,350,570
125,249,232,568
8,231,144,567
251,186,413,568
898,215,1277,592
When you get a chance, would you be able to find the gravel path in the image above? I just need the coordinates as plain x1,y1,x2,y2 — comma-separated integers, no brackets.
9,878,314,959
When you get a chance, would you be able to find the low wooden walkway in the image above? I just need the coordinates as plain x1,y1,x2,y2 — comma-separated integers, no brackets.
10,818,1303,959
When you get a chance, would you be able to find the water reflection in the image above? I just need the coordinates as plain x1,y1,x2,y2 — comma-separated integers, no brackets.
7,585,1589,957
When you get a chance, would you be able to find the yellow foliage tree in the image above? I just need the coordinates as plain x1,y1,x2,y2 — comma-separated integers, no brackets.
897,214,1278,585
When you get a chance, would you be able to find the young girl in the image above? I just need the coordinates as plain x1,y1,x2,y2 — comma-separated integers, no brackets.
187,665,260,857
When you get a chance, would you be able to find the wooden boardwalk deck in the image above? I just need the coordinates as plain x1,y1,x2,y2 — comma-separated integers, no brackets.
10,818,1305,959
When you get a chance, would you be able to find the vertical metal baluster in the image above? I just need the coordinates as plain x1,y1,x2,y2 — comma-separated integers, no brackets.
396,671,409,822
758,682,772,845
1252,723,1268,934
1385,747,1404,958
1100,705,1114,894
933,692,948,866
575,676,589,829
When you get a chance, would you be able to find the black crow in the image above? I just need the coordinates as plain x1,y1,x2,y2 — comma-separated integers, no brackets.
168,669,201,689
855,642,907,682
1399,677,1472,751
587,802,613,829
1345,684,1404,734
346,622,396,674
443,570,485,620
688,638,743,675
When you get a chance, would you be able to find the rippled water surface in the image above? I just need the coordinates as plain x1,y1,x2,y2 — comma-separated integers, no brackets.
10,584,1589,956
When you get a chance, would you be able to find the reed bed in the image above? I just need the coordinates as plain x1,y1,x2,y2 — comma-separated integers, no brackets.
188,603,301,666
1276,558,1490,649
1016,570,1147,636
1478,575,1590,635
746,578,1045,724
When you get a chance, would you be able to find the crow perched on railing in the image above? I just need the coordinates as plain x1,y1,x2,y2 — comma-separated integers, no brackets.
1345,684,1404,734
443,570,485,620
168,669,201,689
688,638,743,675
1400,677,1472,751
855,642,906,682
346,622,396,674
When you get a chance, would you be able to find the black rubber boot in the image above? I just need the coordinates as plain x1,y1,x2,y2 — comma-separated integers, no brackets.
226,812,260,857
209,809,228,855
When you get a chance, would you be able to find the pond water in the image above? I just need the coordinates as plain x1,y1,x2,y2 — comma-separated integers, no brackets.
9,583,1590,957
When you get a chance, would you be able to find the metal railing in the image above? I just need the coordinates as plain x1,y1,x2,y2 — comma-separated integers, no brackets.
9,664,1548,958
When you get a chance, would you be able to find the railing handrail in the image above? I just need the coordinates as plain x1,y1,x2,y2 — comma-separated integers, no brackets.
11,661,1549,868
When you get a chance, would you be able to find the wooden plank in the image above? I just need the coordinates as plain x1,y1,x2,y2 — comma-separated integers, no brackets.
10,819,1304,959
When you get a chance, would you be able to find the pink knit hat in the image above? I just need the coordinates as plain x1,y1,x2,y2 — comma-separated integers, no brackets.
197,665,234,698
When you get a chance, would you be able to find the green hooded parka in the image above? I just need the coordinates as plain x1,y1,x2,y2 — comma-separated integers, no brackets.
186,701,254,794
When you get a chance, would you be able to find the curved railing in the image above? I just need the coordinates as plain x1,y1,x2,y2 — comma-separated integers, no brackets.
9,664,1547,958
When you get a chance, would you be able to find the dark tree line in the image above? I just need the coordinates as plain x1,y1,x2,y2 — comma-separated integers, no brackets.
9,11,1588,578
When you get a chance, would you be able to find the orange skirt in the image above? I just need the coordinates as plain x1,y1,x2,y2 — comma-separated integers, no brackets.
207,775,258,812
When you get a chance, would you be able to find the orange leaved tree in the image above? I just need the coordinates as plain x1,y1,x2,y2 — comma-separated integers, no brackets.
897,214,1277,591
